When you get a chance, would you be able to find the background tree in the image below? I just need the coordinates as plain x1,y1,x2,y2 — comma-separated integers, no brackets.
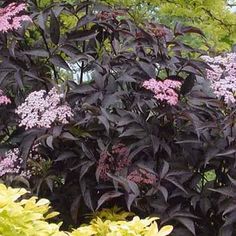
27,0,236,51
1,1,236,235
102,0,236,52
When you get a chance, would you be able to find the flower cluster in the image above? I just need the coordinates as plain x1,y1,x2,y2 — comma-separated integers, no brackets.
127,169,157,185
96,10,124,21
111,143,130,172
97,143,130,181
28,143,51,176
0,89,11,105
142,79,182,105
202,53,236,105
0,144,49,179
146,23,167,38
16,87,73,129
0,149,20,177
0,148,30,178
96,151,112,181
0,3,31,33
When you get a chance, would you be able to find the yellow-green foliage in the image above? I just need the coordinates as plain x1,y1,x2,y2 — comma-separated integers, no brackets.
72,207,173,236
90,206,135,221
0,184,66,236
0,184,173,236
71,216,173,236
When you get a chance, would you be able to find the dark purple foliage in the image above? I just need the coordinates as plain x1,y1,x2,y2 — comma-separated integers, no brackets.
0,1,236,236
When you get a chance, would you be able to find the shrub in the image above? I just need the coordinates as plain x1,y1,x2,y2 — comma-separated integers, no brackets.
72,206,173,236
1,0,236,235
0,184,66,236
71,217,173,236
0,183,173,236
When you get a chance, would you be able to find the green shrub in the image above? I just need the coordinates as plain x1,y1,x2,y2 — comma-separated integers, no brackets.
0,184,66,236
71,216,173,236
0,184,173,236
89,206,135,221
72,206,173,236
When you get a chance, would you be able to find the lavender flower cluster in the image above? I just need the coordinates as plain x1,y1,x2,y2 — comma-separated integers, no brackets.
0,3,31,33
0,148,30,178
0,90,11,105
202,53,236,105
142,79,182,105
0,143,50,179
15,87,73,129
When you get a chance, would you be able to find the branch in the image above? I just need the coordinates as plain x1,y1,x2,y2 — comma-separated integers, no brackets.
227,3,236,7
201,7,236,34
80,0,89,84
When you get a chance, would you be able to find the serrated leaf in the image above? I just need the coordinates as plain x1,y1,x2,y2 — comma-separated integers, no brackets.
50,10,60,45
50,55,71,70
96,191,123,210
67,29,97,41
24,49,49,57
180,73,196,95
46,136,54,149
83,189,94,211
176,217,196,235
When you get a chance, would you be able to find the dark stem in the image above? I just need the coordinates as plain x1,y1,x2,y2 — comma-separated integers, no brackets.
34,1,58,82
40,29,58,82
79,0,89,84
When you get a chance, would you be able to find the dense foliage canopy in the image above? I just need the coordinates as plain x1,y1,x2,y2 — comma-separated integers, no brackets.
102,0,236,51
24,0,236,50
0,1,236,236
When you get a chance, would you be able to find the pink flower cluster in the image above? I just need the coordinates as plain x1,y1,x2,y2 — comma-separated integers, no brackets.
111,143,130,172
0,3,31,33
97,151,111,181
15,87,73,129
28,143,48,176
127,169,157,185
142,79,182,105
0,89,11,105
97,143,130,181
0,148,20,177
202,53,236,105
0,148,31,178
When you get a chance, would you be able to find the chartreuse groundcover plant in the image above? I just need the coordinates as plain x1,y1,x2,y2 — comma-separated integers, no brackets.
2,0,236,235
71,217,173,236
0,184,173,236
0,184,65,236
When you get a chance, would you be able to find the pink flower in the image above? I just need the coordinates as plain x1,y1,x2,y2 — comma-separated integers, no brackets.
143,79,181,105
15,87,73,129
112,143,130,172
0,146,47,179
0,148,27,177
202,53,236,105
96,143,131,181
0,3,31,32
96,151,112,181
27,143,48,176
127,169,157,185
0,90,11,105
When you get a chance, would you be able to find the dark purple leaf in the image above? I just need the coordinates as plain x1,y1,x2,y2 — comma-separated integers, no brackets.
50,10,60,45
97,191,123,210
50,55,71,70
